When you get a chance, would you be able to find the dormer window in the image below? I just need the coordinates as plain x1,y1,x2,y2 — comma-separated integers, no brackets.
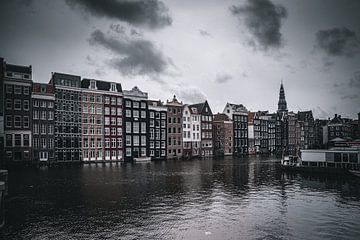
6,72,13,77
111,83,116,92
90,80,96,89
40,86,46,93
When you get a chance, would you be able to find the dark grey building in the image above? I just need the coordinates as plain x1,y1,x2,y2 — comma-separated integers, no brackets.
148,100,167,160
123,86,149,162
50,72,82,162
223,103,248,156
32,83,55,163
3,62,33,163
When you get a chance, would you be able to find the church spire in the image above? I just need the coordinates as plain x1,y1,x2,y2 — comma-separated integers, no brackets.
277,82,288,113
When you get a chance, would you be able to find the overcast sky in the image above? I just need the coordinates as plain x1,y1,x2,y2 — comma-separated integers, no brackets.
1,0,359,118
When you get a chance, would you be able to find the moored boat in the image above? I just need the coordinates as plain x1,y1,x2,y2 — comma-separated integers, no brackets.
134,157,151,163
281,147,360,174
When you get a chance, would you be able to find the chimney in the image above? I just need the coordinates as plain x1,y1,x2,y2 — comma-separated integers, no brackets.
335,114,337,118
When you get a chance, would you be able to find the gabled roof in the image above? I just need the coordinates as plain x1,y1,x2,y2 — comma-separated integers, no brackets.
81,78,122,92
5,63,32,74
297,111,313,122
189,100,212,115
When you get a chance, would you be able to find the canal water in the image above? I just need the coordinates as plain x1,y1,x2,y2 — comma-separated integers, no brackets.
1,156,360,240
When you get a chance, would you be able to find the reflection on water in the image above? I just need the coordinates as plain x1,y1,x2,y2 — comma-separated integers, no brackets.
1,156,360,239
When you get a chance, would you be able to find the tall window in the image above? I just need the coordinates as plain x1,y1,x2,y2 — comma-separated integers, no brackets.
14,86,22,94
6,115,12,127
6,99,12,110
6,85,12,94
23,116,29,128
23,134,30,146
23,100,29,111
14,116,21,127
14,99,21,110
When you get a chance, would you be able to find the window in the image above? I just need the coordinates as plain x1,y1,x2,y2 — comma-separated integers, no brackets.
6,115,12,127
117,97,122,105
141,102,146,108
41,111,46,120
23,116,29,128
133,136,139,146
14,86,22,94
48,112,54,120
6,134,12,147
6,85,12,94
14,99,21,110
126,135,131,146
125,100,131,107
15,134,21,146
105,107,110,115
6,99,12,110
33,124,39,134
14,116,21,127
141,136,146,146
48,102,53,108
133,110,139,118
90,80,96,89
126,109,131,117
23,134,30,146
133,122,139,133
111,83,116,92
126,122,131,133
41,124,46,134
126,148,131,156
133,102,139,108
41,101,46,108
23,87,29,95
112,138,116,148
141,111,146,118
117,108,122,116
105,138,110,148
117,138,122,148
111,107,116,115
41,138,46,148
117,117,122,125
141,122,146,133
23,100,29,111
150,112,154,118
117,127,122,135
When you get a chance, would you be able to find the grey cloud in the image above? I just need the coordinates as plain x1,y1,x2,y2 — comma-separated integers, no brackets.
176,87,206,104
199,29,212,37
89,29,171,76
349,71,360,88
230,0,287,50
315,27,360,57
66,0,172,29
341,94,359,100
215,73,232,84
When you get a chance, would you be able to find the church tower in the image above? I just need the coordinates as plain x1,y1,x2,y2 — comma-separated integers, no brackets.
277,82,288,114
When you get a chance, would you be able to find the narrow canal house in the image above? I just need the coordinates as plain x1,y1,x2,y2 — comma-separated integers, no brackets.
81,78,123,162
223,103,248,156
32,83,55,163
165,95,183,159
3,62,32,163
123,86,149,162
213,113,233,156
148,100,167,160
182,104,201,158
50,72,82,162
189,101,213,157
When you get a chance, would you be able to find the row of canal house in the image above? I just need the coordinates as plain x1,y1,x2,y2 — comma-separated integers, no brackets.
1,60,255,164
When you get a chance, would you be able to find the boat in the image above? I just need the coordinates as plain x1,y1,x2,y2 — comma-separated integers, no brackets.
349,170,360,177
280,147,360,174
134,157,151,163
